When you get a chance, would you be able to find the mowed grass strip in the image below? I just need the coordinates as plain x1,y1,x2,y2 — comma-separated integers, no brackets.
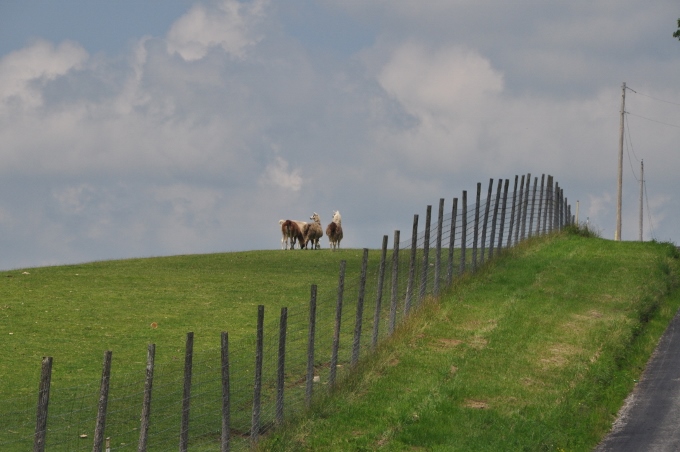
258,234,680,451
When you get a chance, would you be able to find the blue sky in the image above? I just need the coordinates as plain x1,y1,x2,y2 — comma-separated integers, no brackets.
0,0,679,270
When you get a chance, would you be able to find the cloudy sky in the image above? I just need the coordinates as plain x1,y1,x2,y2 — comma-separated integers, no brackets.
0,0,678,270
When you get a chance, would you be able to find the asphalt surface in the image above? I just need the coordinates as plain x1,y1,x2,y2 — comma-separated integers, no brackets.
595,307,680,451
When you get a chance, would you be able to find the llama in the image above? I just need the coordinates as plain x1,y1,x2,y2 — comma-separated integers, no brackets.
303,212,323,250
278,218,308,249
280,219,306,250
326,210,343,250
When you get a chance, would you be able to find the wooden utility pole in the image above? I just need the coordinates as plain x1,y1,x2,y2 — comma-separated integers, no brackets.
639,160,644,242
615,82,626,241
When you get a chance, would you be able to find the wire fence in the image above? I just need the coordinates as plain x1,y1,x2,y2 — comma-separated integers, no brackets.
1,173,571,451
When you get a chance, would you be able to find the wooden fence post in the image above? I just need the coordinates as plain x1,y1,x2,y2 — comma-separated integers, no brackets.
418,206,431,305
251,307,264,443
434,199,444,297
508,176,518,248
481,179,493,264
489,179,502,259
536,174,545,235
528,177,538,238
93,350,113,452
330,262,345,387
515,175,525,246
220,333,230,452
180,332,194,452
405,215,418,315
472,183,481,272
389,232,400,336
352,249,369,367
447,198,458,286
306,286,317,406
498,180,509,250
521,174,531,241
545,175,553,233
276,307,287,427
34,356,53,452
460,191,467,275
372,236,388,351
138,344,155,452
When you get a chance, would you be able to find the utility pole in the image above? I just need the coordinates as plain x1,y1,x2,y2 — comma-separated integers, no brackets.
639,160,644,241
615,82,626,241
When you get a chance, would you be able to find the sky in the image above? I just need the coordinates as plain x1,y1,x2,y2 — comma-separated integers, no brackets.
0,0,679,270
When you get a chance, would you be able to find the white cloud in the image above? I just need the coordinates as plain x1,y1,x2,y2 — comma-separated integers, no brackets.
259,157,303,192
166,0,267,61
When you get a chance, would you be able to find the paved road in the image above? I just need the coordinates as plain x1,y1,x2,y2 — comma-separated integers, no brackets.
595,307,680,451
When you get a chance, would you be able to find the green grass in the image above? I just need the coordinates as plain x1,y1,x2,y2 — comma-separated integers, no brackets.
3,234,680,451
258,234,680,451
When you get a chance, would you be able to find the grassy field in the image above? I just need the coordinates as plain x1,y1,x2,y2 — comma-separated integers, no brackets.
2,232,680,450
258,234,680,451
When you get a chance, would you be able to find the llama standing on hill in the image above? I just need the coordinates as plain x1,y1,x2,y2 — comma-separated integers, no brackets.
326,210,343,250
303,213,323,250
279,219,306,250
278,218,308,249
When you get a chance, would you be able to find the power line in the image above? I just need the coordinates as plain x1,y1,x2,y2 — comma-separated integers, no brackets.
643,180,656,241
626,112,680,129
631,89,680,107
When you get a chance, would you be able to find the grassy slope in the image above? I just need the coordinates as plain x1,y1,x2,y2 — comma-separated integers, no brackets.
0,249,378,399
258,234,680,451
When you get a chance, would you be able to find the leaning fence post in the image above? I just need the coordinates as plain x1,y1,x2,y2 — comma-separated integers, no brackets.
389,232,400,336
138,344,155,452
418,206,432,305
481,179,493,264
472,183,481,272
220,333,230,452
34,356,53,452
352,249,369,367
447,198,458,287
434,199,444,297
93,350,113,452
372,236,388,351
276,307,287,426
180,332,194,452
497,180,509,250
330,262,345,388
460,191,468,275
489,179,502,259
405,215,418,315
306,286,317,406
514,175,525,246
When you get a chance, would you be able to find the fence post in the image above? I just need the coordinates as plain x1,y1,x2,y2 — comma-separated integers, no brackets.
405,215,418,315
389,233,400,336
528,177,538,238
521,174,530,241
352,249,369,367
447,198,458,287
34,356,53,452
276,307,287,426
93,350,113,452
489,179,502,259
481,179,493,264
330,262,345,388
497,180,509,250
418,206,432,305
537,174,545,235
372,236,388,351
220,333,230,452
554,182,560,232
434,199,444,297
306,286,317,406
514,175,525,246
251,308,264,443
180,332,194,452
472,183,481,272
460,191,467,275
545,175,553,233
508,176,518,248
138,344,155,452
